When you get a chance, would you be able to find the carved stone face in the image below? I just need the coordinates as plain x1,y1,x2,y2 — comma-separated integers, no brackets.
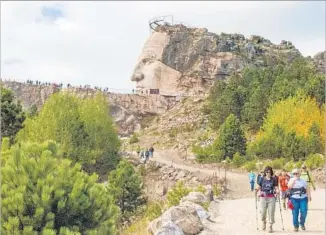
131,32,181,94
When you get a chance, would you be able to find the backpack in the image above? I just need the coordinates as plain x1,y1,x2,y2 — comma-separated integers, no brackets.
261,176,277,195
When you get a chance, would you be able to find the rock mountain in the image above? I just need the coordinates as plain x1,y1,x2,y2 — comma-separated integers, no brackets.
2,23,324,135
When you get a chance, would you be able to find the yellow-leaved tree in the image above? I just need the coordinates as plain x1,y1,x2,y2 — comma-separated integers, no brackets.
258,93,325,146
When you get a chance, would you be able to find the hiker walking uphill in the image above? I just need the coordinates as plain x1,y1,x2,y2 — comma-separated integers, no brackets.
255,166,279,233
249,170,256,192
149,146,154,158
145,149,150,161
278,169,290,210
287,168,311,232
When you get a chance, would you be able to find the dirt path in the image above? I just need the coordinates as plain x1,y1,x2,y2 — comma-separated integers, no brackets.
129,149,325,234
143,150,253,199
205,189,325,235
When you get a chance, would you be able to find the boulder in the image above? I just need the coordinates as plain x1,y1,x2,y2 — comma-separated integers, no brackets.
154,221,185,235
180,200,210,221
148,204,204,235
181,192,208,205
154,181,168,196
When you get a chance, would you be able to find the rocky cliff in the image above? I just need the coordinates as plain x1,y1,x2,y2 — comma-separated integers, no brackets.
131,23,306,95
2,24,324,136
1,81,178,136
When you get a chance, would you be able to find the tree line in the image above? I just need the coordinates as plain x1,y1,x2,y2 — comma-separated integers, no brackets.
194,57,325,163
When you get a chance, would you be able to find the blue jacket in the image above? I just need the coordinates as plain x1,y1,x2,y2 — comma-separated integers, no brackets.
249,172,256,183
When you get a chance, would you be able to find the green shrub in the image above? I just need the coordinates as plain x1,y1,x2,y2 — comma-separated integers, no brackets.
284,160,295,172
213,184,222,196
270,158,286,169
168,128,178,138
305,154,325,169
144,201,164,221
200,202,210,211
198,131,210,142
195,184,207,194
167,181,191,207
243,160,257,172
192,145,213,162
138,164,146,176
232,152,246,167
129,133,139,144
294,160,303,168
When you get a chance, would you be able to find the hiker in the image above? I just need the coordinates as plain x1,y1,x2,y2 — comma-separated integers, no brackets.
149,146,154,158
300,164,316,191
255,166,279,233
257,170,264,185
140,150,144,160
249,170,256,192
145,149,150,161
278,169,290,210
287,168,311,232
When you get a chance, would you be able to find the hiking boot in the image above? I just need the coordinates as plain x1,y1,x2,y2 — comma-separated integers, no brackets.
262,222,266,231
301,225,306,230
268,225,273,233
294,226,299,232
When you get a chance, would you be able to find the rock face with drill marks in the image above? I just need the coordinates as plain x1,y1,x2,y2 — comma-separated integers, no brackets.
130,24,304,95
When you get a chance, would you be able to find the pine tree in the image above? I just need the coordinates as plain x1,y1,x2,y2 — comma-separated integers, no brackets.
0,87,25,142
215,114,247,159
108,159,143,215
1,141,119,234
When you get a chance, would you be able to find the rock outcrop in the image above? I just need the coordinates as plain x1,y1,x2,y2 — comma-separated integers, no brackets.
1,81,178,135
131,24,303,95
148,192,213,235
2,24,323,136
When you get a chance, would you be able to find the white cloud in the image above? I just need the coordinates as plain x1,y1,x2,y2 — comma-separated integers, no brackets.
1,1,324,91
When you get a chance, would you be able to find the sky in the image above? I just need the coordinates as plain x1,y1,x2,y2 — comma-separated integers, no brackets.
1,1,325,92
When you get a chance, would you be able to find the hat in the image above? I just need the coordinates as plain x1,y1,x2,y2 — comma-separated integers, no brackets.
292,168,300,174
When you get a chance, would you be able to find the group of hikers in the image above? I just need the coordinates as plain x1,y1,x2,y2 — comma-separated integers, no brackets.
136,146,155,163
248,164,316,233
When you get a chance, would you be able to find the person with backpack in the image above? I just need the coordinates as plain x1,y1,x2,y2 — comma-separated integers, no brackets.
300,164,316,191
140,150,145,163
149,146,154,158
249,170,256,192
255,166,279,233
278,169,290,210
145,149,150,162
287,168,311,232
